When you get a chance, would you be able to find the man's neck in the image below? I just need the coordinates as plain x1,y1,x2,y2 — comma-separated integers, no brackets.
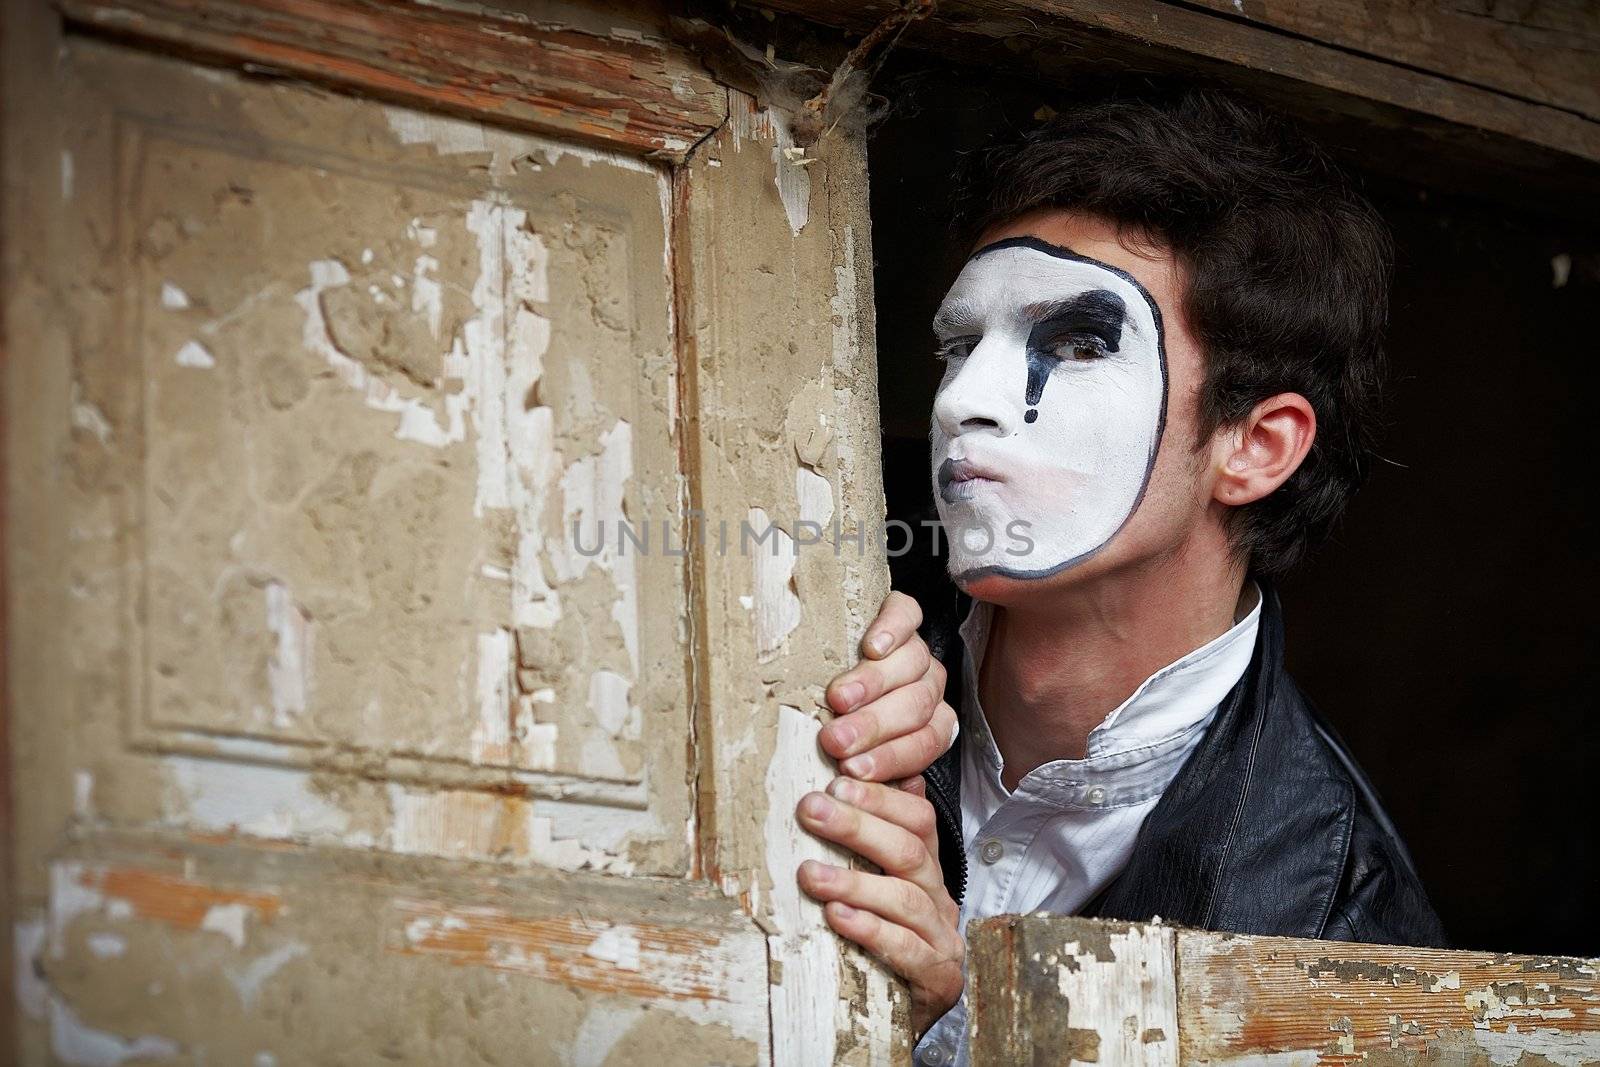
978,554,1248,791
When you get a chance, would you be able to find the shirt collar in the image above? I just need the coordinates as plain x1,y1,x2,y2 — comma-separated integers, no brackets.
959,582,1262,783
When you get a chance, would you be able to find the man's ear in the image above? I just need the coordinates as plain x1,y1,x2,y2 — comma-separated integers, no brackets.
1212,392,1316,506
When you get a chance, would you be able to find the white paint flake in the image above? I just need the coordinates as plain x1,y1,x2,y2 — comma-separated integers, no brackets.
264,581,311,728
795,467,834,529
200,902,252,949
70,384,112,446
73,770,94,819
49,997,180,1067
175,340,216,368
551,420,639,673
587,671,635,739
748,506,800,660
85,932,126,959
13,917,47,1020
584,926,642,971
296,257,466,449
164,757,362,842
411,254,442,338
161,283,190,309
730,97,810,235
225,942,308,1010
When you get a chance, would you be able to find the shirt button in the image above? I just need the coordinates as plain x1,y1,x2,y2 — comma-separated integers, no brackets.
1086,786,1107,806
921,1045,948,1066
979,839,1004,864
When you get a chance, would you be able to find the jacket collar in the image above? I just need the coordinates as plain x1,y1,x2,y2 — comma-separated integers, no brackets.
927,583,1353,938
1082,583,1352,936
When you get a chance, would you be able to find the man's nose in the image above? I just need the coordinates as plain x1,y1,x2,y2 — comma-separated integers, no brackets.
933,337,1023,440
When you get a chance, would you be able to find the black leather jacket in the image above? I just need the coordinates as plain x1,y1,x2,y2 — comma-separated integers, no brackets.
920,583,1447,947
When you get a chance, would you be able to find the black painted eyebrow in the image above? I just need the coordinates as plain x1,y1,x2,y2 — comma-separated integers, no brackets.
1026,290,1127,351
931,297,984,337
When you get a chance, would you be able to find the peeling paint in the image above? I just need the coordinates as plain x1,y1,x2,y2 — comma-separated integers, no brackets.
200,901,252,948
69,382,112,445
84,931,126,959
14,916,48,1020
730,98,810,235
749,507,801,661
263,580,311,728
225,941,309,1010
175,338,215,368
49,996,180,1067
763,704,841,1066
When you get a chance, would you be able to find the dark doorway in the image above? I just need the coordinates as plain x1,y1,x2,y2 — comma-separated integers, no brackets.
868,59,1600,957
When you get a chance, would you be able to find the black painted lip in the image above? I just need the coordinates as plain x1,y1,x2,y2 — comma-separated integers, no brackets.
937,457,1003,501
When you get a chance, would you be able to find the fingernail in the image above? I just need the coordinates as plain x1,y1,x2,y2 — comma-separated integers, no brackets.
868,632,891,656
800,793,833,820
826,720,858,751
827,777,861,804
808,862,836,884
832,902,856,918
841,753,874,778
835,682,865,711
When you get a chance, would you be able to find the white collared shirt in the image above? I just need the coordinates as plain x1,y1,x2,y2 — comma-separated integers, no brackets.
913,585,1263,1067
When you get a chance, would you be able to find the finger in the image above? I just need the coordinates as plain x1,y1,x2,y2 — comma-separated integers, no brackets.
821,901,948,979
838,699,957,782
823,635,933,719
860,591,923,660
896,776,942,860
796,791,943,904
823,651,939,756
824,777,936,846
798,862,959,956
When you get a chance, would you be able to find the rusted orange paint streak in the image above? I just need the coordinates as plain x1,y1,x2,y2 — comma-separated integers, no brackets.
389,900,733,1004
81,866,282,930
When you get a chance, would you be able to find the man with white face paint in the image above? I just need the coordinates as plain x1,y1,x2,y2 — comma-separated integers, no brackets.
931,237,1169,580
794,87,1445,1062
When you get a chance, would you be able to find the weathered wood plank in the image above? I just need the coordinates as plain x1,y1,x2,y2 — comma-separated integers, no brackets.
675,91,911,1063
1184,0,1600,122
1178,930,1600,1065
967,915,1600,1066
968,916,1180,1066
26,829,772,1062
56,0,727,160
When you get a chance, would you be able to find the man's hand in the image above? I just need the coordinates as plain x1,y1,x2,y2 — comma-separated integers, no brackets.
822,592,957,782
796,776,964,1037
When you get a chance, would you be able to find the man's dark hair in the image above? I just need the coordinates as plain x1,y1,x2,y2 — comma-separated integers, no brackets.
954,86,1391,576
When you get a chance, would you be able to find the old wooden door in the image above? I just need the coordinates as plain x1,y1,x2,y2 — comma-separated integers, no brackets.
2,1,903,1063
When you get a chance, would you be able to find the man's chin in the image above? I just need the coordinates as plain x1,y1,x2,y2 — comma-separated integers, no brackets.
948,556,1057,603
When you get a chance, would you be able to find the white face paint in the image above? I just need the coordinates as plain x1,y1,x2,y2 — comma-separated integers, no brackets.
931,237,1168,581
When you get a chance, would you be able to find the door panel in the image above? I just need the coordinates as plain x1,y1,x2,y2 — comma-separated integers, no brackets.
54,39,689,874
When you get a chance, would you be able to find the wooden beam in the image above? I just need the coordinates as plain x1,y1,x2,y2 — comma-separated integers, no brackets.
1184,0,1600,123
56,0,727,161
754,0,1600,172
967,914,1600,1065
674,90,911,1062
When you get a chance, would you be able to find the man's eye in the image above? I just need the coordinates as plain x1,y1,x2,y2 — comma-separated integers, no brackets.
1051,336,1107,362
936,338,978,362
